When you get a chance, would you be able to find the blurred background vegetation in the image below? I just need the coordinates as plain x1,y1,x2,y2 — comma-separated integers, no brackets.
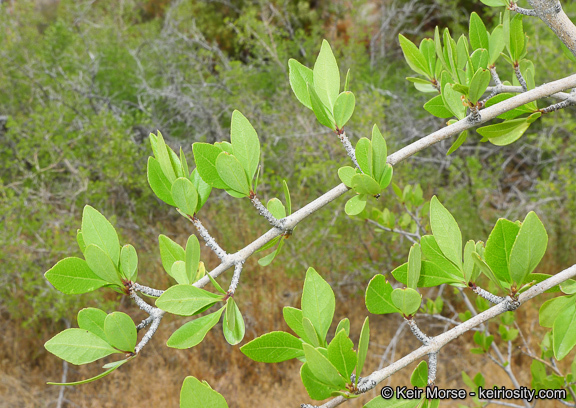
1,0,575,406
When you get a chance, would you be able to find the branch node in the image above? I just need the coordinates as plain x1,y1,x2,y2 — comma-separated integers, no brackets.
249,194,285,230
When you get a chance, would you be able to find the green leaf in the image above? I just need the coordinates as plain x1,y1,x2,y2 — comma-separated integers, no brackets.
371,124,388,183
185,235,201,285
119,244,138,281
154,131,177,183
170,261,189,285
509,212,548,285
313,39,340,110
301,363,337,400
223,297,245,345
442,83,466,120
365,275,400,314
171,177,198,217
257,238,284,267
207,272,226,294
472,252,504,290
477,117,531,146
468,68,491,104
302,267,336,343
470,48,489,72
104,312,137,353
553,305,576,360
192,143,228,190
159,234,185,276
364,395,423,408
303,343,346,389
540,296,575,328
241,331,304,362
489,25,505,65
509,14,524,62
561,280,576,295
391,288,422,316
288,59,314,110
469,13,489,51
230,110,260,182
167,307,225,349
338,166,357,188
351,174,380,195
303,317,321,347
335,318,350,336
407,243,422,290
424,95,454,119
308,83,336,130
190,169,212,213
267,198,287,219
47,358,131,386
45,257,108,295
355,316,370,385
399,34,431,77
379,164,393,189
485,219,520,285
480,0,508,6
84,244,122,286
82,205,120,266
45,328,121,365
327,330,357,379
147,157,176,206
215,152,251,196
76,229,86,254
180,376,229,408
156,285,223,316
283,307,309,342
77,308,108,342
333,92,355,129
447,131,469,155
282,180,292,215
463,241,477,284
355,137,372,175
430,196,462,269
411,360,428,387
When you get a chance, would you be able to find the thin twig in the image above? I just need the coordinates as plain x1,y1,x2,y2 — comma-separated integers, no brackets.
249,194,285,229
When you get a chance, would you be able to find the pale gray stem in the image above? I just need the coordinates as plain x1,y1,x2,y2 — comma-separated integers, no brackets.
338,131,361,170
471,285,507,304
365,219,419,244
510,2,538,16
136,315,154,331
428,352,438,385
514,65,528,92
250,195,284,229
407,318,431,345
228,261,245,294
130,290,156,315
133,282,164,297
135,313,163,354
540,90,576,113
191,216,228,261
527,0,576,57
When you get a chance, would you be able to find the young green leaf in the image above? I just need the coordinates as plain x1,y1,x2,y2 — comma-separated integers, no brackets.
170,261,189,285
241,331,304,363
469,12,489,51
159,234,185,276
77,307,108,342
47,358,131,386
411,361,428,387
230,110,260,182
333,91,355,129
192,143,229,190
399,34,431,78
355,316,370,386
207,272,226,294
282,180,292,215
407,243,422,290
468,68,491,104
156,285,223,316
167,307,225,349
301,267,335,343
223,297,245,345
288,59,314,110
379,164,393,189
303,343,347,389
215,152,251,196
148,157,177,206
313,40,340,110
82,205,121,266
171,177,198,217
190,169,212,213
308,83,336,130
424,95,454,119
185,235,201,285
391,288,422,316
365,275,401,314
119,244,138,281
472,252,504,290
371,124,388,183
480,0,508,6
484,219,520,285
442,83,466,120
327,330,357,380
338,166,357,187
335,318,350,336
351,174,380,195
180,376,229,408
302,317,321,347
430,196,463,269
45,257,108,295
45,328,121,365
104,312,137,353
509,14,525,62
477,116,533,146
447,131,468,155
509,212,548,285
355,137,373,176
154,131,177,184
84,244,122,286
489,25,505,65
553,305,576,360
300,363,336,400
257,237,284,267
539,296,575,328
267,198,287,219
